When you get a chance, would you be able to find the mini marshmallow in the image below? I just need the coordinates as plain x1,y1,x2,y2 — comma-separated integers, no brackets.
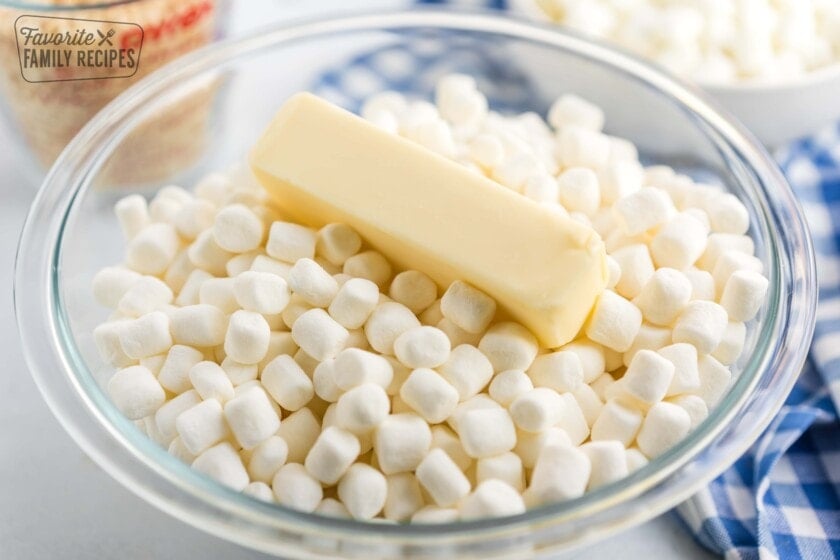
394,326,451,368
623,323,672,367
697,233,755,271
416,448,472,507
364,302,421,355
559,340,606,383
440,281,497,334
173,199,216,241
119,311,173,359
447,394,503,433
670,394,709,429
460,480,526,520
590,399,643,446
712,251,764,294
343,251,393,289
333,348,394,390
400,368,459,424
247,436,288,483
585,290,642,352
292,308,349,361
611,244,655,299
488,369,534,407
523,173,560,204
168,437,196,464
173,269,212,308
580,441,629,490
107,365,166,420
170,304,228,348
657,343,700,396
221,357,258,386
554,393,591,445
430,425,473,472
267,221,316,263
194,173,232,205
606,255,621,289
233,271,290,315
478,322,539,372
176,399,231,455
389,270,437,314
277,408,321,464
476,452,525,492
528,351,584,393
713,322,747,366
338,463,388,520
617,349,675,406
437,344,494,401
198,278,239,314
548,94,605,132
572,384,604,427
164,252,197,294
93,267,141,309
720,270,768,322
374,413,432,474
598,161,644,204
261,354,315,411
672,301,729,354
312,359,342,403
685,269,716,301
188,230,234,276
696,354,732,407
158,344,205,394
115,194,150,240
510,388,563,434
224,310,270,364
557,167,600,216
468,133,505,169
315,498,351,518
272,463,323,512
192,442,249,491
456,407,517,458
316,223,362,266
335,383,390,434
556,126,610,169
328,277,379,330
633,268,692,326
636,402,692,458
613,187,674,235
650,213,708,270
244,481,274,502
212,203,263,253
225,251,260,278
94,321,134,368
224,387,281,449
304,426,360,484
288,258,339,308
705,193,749,235
384,473,425,521
250,255,292,278
126,223,180,275
436,318,482,347
527,443,591,504
419,299,444,326
514,428,571,469
281,295,313,329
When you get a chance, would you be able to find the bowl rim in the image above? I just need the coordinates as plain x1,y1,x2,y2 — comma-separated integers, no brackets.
14,8,817,556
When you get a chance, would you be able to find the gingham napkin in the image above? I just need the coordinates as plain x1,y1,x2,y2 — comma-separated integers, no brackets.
311,3,840,557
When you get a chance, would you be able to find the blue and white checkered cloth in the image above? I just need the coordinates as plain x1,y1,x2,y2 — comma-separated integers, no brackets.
312,3,840,557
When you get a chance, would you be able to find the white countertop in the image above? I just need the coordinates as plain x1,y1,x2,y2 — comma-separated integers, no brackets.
0,2,717,558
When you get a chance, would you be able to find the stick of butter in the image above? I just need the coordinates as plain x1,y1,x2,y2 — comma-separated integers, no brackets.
250,93,608,347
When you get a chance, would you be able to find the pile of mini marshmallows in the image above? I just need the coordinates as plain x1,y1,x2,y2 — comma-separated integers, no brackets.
92,75,769,523
531,0,840,83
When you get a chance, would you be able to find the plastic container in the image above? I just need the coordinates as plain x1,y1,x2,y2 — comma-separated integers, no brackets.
15,11,817,559
0,0,228,183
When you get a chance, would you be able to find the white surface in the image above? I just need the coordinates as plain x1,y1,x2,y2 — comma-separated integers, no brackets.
0,2,716,558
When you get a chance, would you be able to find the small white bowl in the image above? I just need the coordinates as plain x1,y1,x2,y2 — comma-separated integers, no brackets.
510,0,840,147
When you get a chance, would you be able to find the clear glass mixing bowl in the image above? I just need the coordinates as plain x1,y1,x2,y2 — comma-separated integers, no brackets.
14,10,817,559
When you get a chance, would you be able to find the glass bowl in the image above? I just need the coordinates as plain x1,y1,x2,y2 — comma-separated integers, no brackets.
15,10,817,559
